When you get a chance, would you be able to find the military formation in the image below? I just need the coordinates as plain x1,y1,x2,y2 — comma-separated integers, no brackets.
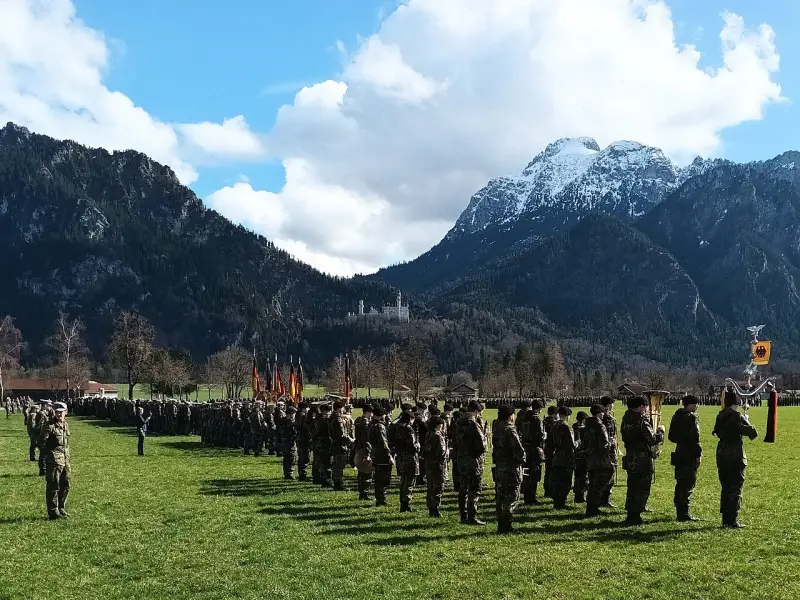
13,390,759,529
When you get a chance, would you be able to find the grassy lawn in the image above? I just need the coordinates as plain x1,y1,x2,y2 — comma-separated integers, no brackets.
1,406,799,600
113,383,388,400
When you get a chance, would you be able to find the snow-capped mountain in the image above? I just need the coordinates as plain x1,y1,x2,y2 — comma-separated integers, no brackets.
448,136,707,241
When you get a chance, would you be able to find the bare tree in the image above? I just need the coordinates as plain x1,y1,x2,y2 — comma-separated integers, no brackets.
207,345,251,399
325,355,346,395
643,364,670,392
47,312,91,398
402,340,434,401
0,316,23,401
109,311,156,400
356,348,380,397
380,344,403,400
513,343,534,398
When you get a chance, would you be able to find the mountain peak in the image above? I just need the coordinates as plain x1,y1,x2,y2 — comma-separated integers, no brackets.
544,136,601,155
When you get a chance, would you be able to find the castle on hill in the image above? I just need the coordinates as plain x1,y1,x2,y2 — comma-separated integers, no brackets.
347,291,410,323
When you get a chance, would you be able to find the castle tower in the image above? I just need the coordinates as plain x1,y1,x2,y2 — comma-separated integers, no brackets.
358,299,364,316
397,291,402,313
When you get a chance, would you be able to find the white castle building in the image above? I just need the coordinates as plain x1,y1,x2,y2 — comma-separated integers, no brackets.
347,291,410,323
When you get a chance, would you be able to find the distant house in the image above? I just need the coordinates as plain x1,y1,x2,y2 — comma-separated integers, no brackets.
616,382,649,397
443,383,478,399
3,378,117,400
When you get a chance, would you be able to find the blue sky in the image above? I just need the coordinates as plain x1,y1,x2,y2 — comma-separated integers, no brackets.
2,0,795,274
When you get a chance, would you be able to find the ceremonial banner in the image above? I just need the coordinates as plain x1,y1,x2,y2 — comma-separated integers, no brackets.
252,349,260,397
274,354,285,397
289,358,297,403
765,388,778,443
297,359,305,403
344,353,352,402
751,341,771,365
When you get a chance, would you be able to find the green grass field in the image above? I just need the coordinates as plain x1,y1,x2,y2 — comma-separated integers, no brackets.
113,383,388,401
2,406,799,600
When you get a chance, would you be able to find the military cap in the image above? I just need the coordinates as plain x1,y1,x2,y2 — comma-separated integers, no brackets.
547,405,557,415
344,404,353,412
531,399,545,409
557,405,572,417
400,403,414,412
576,410,588,420
53,402,68,412
319,404,332,412
372,407,385,417
332,401,344,410
627,396,647,409
724,391,740,406
286,405,297,414
429,406,441,416
497,405,515,420
415,402,427,410
38,399,52,405
522,399,533,408
599,396,615,406
363,404,374,413
467,400,483,412
682,395,699,407
443,404,453,412
429,415,445,428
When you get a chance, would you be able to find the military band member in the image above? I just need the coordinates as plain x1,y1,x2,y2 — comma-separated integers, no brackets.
668,395,702,521
621,396,665,525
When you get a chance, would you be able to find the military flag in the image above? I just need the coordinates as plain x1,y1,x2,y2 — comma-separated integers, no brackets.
289,356,297,403
252,348,260,397
297,358,305,403
344,352,352,402
274,353,285,397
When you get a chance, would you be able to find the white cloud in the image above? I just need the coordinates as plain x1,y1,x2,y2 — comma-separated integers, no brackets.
178,115,266,163
214,0,781,275
0,0,262,184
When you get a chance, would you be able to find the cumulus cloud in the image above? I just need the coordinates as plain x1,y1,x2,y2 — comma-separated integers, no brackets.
213,0,782,275
0,0,263,184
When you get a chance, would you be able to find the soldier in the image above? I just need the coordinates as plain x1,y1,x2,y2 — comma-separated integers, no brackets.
599,396,619,508
457,400,487,525
251,403,267,456
39,401,71,520
573,411,588,503
423,415,448,517
448,405,463,492
330,401,355,491
298,405,315,482
584,404,613,517
395,410,420,512
135,406,152,456
353,405,374,500
368,407,392,507
25,404,39,462
35,399,54,476
281,405,298,479
668,395,702,521
314,404,334,488
521,399,546,504
543,405,557,498
550,406,577,509
492,405,525,533
413,403,429,486
620,396,665,525
713,391,758,528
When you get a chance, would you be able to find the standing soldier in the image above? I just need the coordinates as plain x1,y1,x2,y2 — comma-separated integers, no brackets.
314,404,334,488
281,405,298,479
668,395,702,521
584,404,613,517
521,399,546,505
457,400,487,525
492,405,525,533
395,410,420,512
368,407,392,507
353,405,374,500
599,396,619,508
39,402,71,520
713,391,758,528
573,411,588,503
551,406,577,509
448,404,463,493
135,406,152,456
35,399,54,476
423,415,448,517
296,404,311,480
413,403,429,486
542,405,557,498
620,396,665,525
25,404,40,462
330,402,355,491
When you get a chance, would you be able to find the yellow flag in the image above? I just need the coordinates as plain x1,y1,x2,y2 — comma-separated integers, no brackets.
751,341,771,365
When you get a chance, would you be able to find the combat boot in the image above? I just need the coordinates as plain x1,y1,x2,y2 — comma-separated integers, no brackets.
496,514,508,534
467,512,486,526
623,512,643,526
430,507,441,518
677,506,698,522
376,498,388,507
584,503,601,518
400,501,412,513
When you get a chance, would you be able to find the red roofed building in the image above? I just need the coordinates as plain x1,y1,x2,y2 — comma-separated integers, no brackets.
3,379,117,400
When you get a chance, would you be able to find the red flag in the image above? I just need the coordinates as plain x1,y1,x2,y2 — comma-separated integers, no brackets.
274,353,284,397
344,353,352,402
252,349,260,396
297,358,305,403
289,356,297,403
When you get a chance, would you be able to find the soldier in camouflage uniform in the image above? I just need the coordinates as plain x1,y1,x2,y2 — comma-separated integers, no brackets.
551,406,577,509
368,407,392,506
457,400,487,525
353,405,373,500
423,415,448,517
621,396,665,525
521,399,546,505
295,404,311,480
35,399,54,476
330,401,355,491
584,404,613,517
395,410,420,512
280,405,298,479
39,402,71,520
573,411,588,503
599,396,619,508
542,405,557,498
713,391,758,528
314,404,334,488
492,405,525,533
668,395,702,521
448,405,463,492
25,404,39,462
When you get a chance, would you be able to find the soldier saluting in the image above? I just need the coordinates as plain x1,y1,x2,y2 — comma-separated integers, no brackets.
39,402,71,520
713,391,758,529
668,395,702,522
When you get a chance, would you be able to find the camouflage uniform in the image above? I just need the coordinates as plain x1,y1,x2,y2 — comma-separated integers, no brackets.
584,414,614,516
35,406,53,476
395,421,420,511
543,413,556,498
331,411,355,490
39,419,71,518
314,413,333,487
713,406,757,527
353,414,373,499
573,419,588,502
423,429,448,517
457,414,487,524
492,419,525,533
448,409,462,492
600,410,618,506
521,411,545,504
368,418,392,506
621,409,664,522
25,406,39,462
279,409,298,478
296,409,312,480
551,420,576,508
668,407,702,519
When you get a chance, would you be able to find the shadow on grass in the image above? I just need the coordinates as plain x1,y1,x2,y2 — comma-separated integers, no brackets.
79,418,137,437
161,441,242,457
0,516,44,525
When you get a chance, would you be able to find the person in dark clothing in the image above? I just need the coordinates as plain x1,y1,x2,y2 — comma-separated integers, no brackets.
713,391,758,528
135,406,152,456
668,395,702,521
